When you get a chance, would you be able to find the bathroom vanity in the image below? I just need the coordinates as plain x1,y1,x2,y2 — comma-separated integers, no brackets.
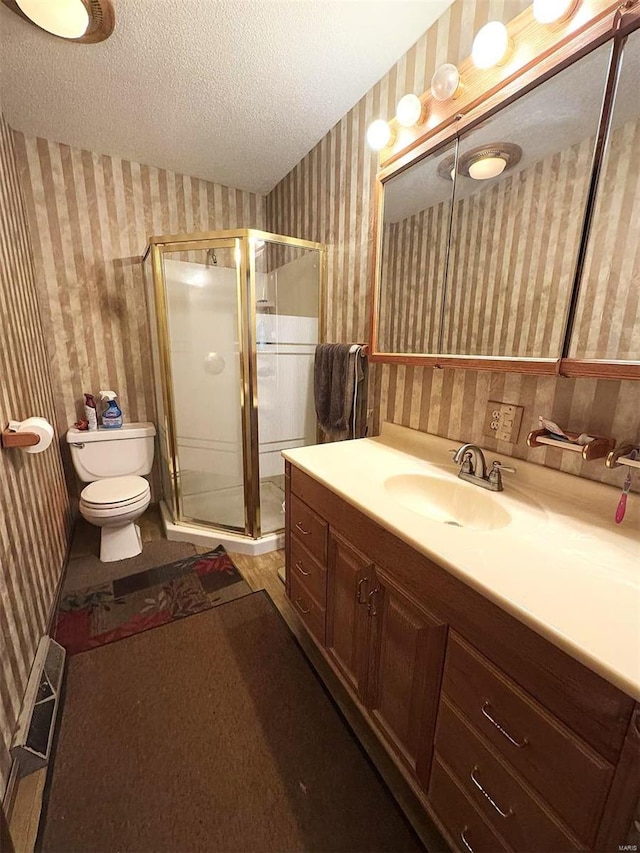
283,426,640,852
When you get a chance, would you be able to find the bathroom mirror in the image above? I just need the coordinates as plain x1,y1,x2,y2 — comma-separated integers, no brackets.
441,42,613,360
376,137,456,354
568,26,640,364
371,7,640,378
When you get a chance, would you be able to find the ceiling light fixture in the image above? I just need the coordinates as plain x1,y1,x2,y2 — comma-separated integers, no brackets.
533,0,580,25
396,94,425,128
367,119,395,152
3,0,115,42
437,143,523,182
472,21,513,69
431,64,462,101
468,155,507,180
462,143,522,181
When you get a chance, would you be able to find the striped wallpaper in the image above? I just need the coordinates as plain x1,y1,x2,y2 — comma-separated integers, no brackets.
444,138,592,358
380,201,449,354
13,134,265,494
266,0,640,489
0,113,71,795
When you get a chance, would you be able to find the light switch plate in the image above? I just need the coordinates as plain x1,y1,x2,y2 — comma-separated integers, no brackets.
484,401,524,443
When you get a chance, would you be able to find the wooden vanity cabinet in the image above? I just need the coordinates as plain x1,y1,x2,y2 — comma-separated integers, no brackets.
366,567,447,788
325,531,372,700
325,532,447,787
284,461,639,852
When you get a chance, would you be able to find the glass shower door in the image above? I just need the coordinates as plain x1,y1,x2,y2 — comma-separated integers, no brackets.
144,250,175,520
253,238,321,535
159,239,248,533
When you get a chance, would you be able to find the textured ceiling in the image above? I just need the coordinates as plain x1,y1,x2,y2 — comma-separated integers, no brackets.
0,0,453,195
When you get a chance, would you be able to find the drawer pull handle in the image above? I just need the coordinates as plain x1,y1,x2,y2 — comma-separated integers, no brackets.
481,701,529,749
356,577,368,604
367,587,379,617
295,522,311,535
470,766,513,819
295,560,310,576
294,598,310,615
460,828,474,853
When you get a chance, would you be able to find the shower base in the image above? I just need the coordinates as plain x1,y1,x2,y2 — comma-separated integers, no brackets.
181,479,284,532
159,496,285,556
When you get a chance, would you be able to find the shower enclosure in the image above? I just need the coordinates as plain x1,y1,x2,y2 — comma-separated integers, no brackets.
143,229,324,554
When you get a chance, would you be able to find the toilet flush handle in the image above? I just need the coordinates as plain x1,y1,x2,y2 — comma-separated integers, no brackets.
75,443,86,449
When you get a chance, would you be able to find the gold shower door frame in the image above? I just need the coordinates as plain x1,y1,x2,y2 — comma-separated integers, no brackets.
145,229,325,540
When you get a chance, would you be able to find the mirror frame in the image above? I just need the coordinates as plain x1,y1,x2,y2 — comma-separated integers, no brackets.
369,1,640,380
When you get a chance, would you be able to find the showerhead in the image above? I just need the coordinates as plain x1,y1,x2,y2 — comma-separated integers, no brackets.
206,249,218,266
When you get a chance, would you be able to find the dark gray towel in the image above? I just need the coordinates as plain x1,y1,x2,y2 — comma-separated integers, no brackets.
314,344,368,440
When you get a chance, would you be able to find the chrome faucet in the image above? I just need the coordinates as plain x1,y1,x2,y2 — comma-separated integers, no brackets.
451,443,515,492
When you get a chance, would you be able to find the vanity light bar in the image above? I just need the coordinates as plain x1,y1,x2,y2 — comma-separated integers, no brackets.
367,0,583,153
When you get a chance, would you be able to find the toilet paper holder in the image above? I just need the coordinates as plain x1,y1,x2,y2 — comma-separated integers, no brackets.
2,420,43,449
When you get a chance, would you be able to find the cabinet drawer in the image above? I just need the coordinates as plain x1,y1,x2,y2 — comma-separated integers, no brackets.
443,633,612,844
289,494,328,565
435,696,585,851
290,536,327,606
289,571,326,645
429,757,510,853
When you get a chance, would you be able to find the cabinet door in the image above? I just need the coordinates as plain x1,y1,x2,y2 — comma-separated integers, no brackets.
326,531,373,701
367,567,447,788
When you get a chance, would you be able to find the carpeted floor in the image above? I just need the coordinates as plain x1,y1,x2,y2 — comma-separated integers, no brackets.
39,591,423,853
54,545,252,655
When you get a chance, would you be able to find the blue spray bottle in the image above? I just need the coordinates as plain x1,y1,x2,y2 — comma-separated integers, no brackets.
100,390,123,428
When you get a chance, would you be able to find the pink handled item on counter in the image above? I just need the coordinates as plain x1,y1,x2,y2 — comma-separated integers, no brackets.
615,469,632,524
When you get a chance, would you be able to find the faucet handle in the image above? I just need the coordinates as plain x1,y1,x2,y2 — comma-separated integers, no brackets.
491,460,516,474
460,451,475,475
488,460,516,490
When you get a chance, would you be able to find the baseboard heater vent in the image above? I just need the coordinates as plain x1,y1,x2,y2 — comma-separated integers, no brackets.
11,636,65,776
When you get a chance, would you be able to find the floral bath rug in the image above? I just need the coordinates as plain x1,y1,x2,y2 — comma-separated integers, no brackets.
54,546,252,655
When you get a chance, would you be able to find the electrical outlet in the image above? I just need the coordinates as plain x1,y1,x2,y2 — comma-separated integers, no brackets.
484,401,523,443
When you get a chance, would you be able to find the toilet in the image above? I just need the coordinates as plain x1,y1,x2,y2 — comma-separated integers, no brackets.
66,423,156,562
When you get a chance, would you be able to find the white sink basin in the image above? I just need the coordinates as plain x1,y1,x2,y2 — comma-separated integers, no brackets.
384,473,511,531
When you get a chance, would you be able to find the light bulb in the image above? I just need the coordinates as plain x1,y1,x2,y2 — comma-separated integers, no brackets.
367,119,393,151
472,21,512,69
16,0,89,38
468,156,507,180
396,94,424,128
533,0,579,24
431,64,461,101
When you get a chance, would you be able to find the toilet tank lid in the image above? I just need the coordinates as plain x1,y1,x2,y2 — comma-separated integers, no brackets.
67,422,156,444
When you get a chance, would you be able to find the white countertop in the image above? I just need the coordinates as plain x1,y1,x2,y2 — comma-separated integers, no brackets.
283,424,640,701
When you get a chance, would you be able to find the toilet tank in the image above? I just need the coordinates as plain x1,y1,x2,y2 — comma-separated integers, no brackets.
66,422,156,482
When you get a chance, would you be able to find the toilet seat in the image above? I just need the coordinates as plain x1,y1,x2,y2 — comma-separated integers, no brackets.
80,475,150,509
80,493,150,518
